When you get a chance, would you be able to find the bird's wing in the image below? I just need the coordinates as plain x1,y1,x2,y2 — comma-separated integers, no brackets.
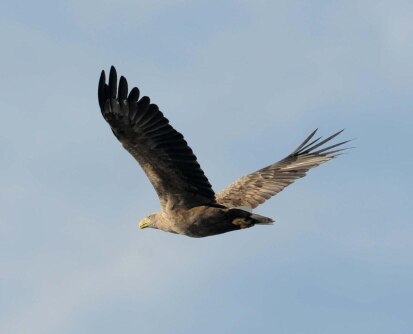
98,67,216,209
216,129,349,208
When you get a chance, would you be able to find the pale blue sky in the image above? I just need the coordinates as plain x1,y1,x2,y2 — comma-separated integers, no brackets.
1,1,412,333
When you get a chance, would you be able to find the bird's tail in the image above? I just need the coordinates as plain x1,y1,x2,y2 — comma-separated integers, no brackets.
232,206,274,225
250,213,274,225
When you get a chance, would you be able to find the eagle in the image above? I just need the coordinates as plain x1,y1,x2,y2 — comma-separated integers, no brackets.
98,66,348,238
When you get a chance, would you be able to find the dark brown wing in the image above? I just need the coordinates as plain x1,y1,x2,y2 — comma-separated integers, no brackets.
216,129,349,208
98,66,216,209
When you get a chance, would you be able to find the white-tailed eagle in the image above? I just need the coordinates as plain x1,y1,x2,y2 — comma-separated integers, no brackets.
98,67,348,237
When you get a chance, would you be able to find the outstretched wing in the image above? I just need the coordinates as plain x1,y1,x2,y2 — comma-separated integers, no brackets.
98,66,216,209
216,129,349,208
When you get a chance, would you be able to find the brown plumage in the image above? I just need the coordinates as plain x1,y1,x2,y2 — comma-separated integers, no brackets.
98,66,349,238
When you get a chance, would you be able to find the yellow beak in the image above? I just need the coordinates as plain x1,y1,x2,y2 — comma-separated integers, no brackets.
138,217,150,229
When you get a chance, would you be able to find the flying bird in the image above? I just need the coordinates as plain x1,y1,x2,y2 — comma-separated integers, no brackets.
98,66,348,238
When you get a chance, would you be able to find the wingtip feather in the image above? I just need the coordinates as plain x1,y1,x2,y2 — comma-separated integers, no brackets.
109,66,117,98
118,76,128,100
98,70,107,109
300,129,346,155
293,128,318,153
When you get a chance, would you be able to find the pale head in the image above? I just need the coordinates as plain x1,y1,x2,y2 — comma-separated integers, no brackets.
138,213,159,230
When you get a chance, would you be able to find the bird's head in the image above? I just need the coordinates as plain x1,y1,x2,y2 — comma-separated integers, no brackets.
138,214,157,230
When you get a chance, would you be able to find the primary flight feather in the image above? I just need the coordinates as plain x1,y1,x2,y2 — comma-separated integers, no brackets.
98,66,348,237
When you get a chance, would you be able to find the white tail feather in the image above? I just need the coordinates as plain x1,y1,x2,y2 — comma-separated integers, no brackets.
250,213,274,225
233,206,274,224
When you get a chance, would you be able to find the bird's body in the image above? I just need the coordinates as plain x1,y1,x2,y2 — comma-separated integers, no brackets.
145,206,273,238
98,66,348,238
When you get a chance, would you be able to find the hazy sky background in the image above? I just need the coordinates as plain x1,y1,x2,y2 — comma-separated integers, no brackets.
1,1,412,333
